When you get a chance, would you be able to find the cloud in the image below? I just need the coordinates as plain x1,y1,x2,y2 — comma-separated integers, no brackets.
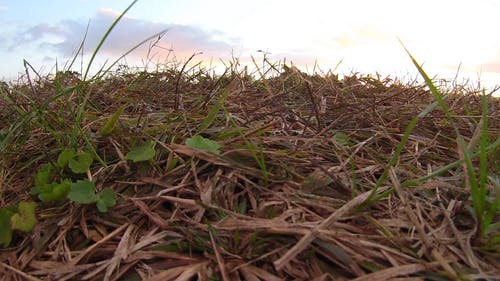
0,5,8,11
11,8,240,61
9,23,66,51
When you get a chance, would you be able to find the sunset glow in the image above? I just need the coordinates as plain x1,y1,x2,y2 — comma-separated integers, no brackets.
0,0,499,91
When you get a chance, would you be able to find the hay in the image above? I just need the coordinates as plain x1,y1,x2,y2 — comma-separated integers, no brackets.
1,63,499,280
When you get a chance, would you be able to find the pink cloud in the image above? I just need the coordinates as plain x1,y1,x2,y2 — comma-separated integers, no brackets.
10,9,240,61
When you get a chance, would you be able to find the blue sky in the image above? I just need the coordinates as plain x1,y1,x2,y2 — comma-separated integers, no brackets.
1,0,499,90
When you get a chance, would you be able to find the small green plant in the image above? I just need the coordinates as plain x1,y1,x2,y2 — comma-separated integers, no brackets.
0,201,37,248
31,163,72,202
31,148,94,201
185,135,221,154
67,180,117,212
30,148,116,212
32,178,72,202
125,140,156,162
57,148,93,174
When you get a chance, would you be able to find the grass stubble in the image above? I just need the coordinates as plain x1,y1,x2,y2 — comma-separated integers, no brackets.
0,1,499,280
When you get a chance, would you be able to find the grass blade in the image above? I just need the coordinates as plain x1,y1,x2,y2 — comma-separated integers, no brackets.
366,100,439,203
82,0,139,81
400,39,499,238
197,81,233,133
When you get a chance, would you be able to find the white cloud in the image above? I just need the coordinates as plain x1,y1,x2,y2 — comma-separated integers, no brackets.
10,9,240,61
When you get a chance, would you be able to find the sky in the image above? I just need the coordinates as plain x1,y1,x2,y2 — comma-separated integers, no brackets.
1,0,500,91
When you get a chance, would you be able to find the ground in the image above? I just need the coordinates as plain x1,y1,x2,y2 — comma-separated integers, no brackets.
0,63,499,280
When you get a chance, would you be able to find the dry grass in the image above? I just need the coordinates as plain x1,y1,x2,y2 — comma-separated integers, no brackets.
0,62,499,281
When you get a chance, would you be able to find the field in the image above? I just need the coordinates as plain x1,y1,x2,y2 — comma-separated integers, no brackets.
0,57,499,280
1,2,500,280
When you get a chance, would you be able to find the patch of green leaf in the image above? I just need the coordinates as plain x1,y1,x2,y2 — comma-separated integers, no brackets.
10,201,37,232
34,163,53,187
67,180,116,212
68,151,93,174
0,207,15,248
99,105,125,136
56,148,93,173
185,135,221,154
96,187,117,212
167,158,179,171
68,180,99,204
32,179,72,202
32,149,95,203
126,141,156,162
333,132,354,147
0,201,38,248
40,182,71,202
57,148,76,168
488,234,500,245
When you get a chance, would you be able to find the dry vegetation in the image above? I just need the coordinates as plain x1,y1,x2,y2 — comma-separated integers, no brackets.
0,61,499,281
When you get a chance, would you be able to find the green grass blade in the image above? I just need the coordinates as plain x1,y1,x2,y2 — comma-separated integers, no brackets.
66,21,90,72
482,176,499,234
479,93,489,201
99,105,125,136
0,84,78,151
223,107,269,186
399,40,474,180
82,0,138,81
478,92,491,234
403,136,500,187
400,39,497,236
72,0,139,167
366,99,441,203
93,29,169,81
399,39,452,122
198,83,231,133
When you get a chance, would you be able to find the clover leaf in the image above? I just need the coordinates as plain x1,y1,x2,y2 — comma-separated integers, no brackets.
67,181,116,212
34,164,53,187
33,180,71,202
96,188,117,212
125,141,156,162
0,202,37,248
68,180,99,204
10,202,37,232
57,148,76,168
55,148,93,173
68,151,93,174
